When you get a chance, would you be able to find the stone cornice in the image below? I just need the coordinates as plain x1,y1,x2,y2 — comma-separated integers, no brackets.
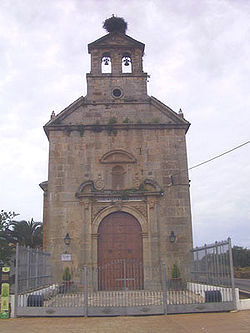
86,73,148,78
39,181,48,192
44,122,189,137
76,191,163,199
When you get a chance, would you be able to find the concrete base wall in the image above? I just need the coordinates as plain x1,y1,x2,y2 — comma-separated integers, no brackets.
235,288,250,311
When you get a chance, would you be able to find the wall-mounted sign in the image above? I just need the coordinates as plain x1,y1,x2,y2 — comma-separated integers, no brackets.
1,267,10,319
61,254,72,262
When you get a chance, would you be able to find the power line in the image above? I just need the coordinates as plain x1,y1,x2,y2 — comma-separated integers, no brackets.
188,140,250,171
171,139,250,180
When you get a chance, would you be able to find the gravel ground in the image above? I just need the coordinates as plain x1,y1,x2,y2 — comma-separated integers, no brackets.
0,311,250,333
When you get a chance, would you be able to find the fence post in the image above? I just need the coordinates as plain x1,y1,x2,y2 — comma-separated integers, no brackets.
35,248,39,289
47,253,52,285
204,245,209,283
84,265,88,317
228,238,236,308
162,263,167,315
215,241,220,285
26,246,30,291
14,243,19,318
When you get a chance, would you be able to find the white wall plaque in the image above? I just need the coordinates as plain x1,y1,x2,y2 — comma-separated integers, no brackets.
61,253,72,261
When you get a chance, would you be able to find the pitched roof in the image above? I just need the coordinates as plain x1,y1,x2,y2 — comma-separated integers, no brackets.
44,96,84,126
88,32,145,53
150,96,190,130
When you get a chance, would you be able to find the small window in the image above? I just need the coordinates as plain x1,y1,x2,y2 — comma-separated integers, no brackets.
112,88,123,98
122,53,132,73
101,53,111,73
112,166,125,190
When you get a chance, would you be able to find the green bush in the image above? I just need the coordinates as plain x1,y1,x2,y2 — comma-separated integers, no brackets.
62,267,71,281
151,118,160,124
171,263,181,279
123,117,132,124
107,117,118,135
92,121,102,133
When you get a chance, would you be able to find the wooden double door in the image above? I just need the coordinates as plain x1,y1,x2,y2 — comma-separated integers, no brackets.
97,212,143,290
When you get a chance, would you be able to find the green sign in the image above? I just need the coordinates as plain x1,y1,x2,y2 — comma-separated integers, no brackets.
1,267,10,319
2,267,10,273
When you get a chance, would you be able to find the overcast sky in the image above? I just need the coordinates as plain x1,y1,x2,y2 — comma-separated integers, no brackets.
0,0,249,248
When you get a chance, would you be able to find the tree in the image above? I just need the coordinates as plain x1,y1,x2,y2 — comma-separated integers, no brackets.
232,246,250,268
8,219,43,249
0,210,19,265
0,210,18,231
0,211,43,266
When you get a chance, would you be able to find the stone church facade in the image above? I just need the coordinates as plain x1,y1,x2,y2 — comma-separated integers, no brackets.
40,24,193,284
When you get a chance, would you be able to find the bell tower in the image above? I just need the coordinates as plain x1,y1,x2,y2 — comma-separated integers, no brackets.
86,16,148,102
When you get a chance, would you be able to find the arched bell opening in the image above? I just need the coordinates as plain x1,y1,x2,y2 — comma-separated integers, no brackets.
122,53,132,73
101,52,112,73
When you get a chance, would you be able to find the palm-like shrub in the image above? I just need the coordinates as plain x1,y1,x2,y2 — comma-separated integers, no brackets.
8,218,43,248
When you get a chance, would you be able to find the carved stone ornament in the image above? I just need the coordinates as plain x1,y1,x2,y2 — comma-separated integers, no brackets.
148,198,156,209
91,233,99,240
100,149,137,164
134,172,140,189
84,201,90,210
75,178,164,200
92,203,109,221
94,178,104,190
114,201,123,210
132,203,147,218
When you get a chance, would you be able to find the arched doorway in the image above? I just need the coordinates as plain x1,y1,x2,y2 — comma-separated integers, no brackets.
97,212,143,290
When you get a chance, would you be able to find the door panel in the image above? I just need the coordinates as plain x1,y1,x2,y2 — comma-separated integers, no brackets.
98,212,143,290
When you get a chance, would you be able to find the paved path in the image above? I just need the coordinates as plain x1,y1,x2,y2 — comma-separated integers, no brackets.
235,278,250,292
0,311,250,333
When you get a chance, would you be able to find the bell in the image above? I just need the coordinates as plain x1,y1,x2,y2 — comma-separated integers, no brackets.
124,58,130,66
104,58,109,66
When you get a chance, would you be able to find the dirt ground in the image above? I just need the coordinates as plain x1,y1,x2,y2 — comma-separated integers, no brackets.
0,311,250,333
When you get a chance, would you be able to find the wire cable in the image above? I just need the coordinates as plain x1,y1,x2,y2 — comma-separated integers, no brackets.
171,139,250,179
188,140,250,171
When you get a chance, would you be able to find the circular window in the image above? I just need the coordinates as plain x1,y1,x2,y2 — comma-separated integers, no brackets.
112,88,123,98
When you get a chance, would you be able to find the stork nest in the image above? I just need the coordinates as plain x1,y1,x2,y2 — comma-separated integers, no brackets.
103,16,128,34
